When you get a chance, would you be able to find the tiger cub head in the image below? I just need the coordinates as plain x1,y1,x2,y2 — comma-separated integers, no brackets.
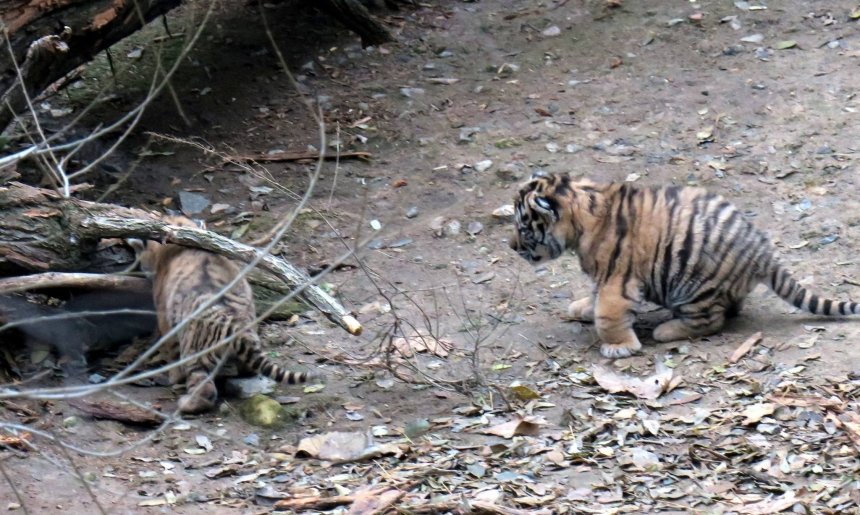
127,215,205,274
509,171,601,264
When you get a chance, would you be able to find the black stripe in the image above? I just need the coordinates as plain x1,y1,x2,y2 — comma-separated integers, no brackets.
840,302,847,315
605,188,629,280
588,194,597,214
793,288,805,309
852,302,858,314
674,199,701,289
823,299,832,316
808,295,819,314
251,356,264,370
777,269,790,296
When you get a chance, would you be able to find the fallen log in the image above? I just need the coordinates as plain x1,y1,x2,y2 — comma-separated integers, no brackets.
0,181,361,335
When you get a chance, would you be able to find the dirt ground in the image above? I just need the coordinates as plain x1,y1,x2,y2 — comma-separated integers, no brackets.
3,0,860,512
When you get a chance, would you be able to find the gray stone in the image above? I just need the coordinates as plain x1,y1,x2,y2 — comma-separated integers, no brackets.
224,376,276,399
178,191,210,215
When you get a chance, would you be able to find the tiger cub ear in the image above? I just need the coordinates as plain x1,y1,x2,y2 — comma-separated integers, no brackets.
127,238,147,256
527,194,558,221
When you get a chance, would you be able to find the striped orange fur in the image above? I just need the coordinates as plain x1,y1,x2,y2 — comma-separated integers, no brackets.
509,172,857,358
128,216,320,413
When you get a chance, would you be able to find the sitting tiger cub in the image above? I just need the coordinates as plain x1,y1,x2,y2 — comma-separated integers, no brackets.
128,215,321,413
509,172,858,358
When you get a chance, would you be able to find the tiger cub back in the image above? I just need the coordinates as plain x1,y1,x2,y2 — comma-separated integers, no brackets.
509,172,858,359
128,215,320,414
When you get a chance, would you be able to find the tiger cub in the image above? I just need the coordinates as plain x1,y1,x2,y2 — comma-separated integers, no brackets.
509,172,858,358
128,215,320,413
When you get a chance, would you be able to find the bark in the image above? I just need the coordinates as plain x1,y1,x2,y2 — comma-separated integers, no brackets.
315,0,393,48
0,181,361,335
0,0,183,131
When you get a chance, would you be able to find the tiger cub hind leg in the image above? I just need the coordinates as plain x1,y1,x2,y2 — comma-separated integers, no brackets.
652,305,727,343
568,296,595,321
595,280,643,358
178,369,218,414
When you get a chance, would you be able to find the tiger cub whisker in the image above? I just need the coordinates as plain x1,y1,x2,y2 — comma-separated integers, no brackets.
509,172,858,359
127,215,322,414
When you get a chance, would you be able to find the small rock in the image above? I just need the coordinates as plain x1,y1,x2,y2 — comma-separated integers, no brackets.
88,373,106,384
496,162,525,181
423,62,436,70
492,205,515,220
474,159,493,172
239,394,291,430
444,220,461,237
358,102,370,110
565,143,584,154
224,377,276,399
474,85,484,94
406,207,419,218
546,142,560,153
403,419,431,438
400,87,425,98
816,145,833,154
438,50,454,58
210,203,231,215
367,238,385,249
467,221,484,236
244,434,260,446
63,416,79,428
459,126,481,144
542,25,561,37
418,137,434,146
178,191,210,215
388,238,413,248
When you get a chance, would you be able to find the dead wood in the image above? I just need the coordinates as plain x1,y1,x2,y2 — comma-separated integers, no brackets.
0,273,149,296
314,0,394,48
0,182,361,335
244,150,373,163
68,399,165,426
0,0,183,131
0,432,32,450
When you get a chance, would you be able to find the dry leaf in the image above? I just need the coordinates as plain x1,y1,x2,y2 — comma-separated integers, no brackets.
296,431,402,462
481,416,544,438
730,332,762,363
593,361,673,400
347,487,404,515
736,491,798,514
391,333,453,358
741,403,776,425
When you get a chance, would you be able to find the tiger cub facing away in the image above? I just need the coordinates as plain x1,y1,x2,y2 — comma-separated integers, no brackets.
509,172,858,359
128,215,320,413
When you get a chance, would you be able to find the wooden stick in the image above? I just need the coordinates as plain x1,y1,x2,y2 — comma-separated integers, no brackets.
68,400,165,426
79,217,362,336
242,150,372,163
0,272,149,295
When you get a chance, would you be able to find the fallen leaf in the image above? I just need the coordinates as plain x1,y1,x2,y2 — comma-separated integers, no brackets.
511,385,541,400
392,179,407,188
295,431,402,462
736,491,798,514
481,416,544,438
592,361,673,400
610,58,623,68
741,403,776,425
730,332,763,363
775,40,797,50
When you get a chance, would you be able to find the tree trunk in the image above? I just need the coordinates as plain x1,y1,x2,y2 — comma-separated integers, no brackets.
314,0,393,48
0,0,183,132
0,181,361,335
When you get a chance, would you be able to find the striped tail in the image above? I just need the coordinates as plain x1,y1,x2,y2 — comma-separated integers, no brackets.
769,264,859,316
236,340,324,384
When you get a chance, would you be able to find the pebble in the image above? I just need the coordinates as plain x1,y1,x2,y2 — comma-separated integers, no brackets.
459,126,481,144
496,162,525,181
542,25,561,37
438,50,454,58
467,221,484,236
244,434,260,446
400,87,425,98
474,159,493,172
565,143,584,153
178,191,210,215
224,377,276,399
88,373,106,384
546,142,560,153
63,416,79,428
406,207,419,218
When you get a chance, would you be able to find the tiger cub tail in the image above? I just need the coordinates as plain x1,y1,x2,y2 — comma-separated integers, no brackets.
768,263,859,316
235,337,324,384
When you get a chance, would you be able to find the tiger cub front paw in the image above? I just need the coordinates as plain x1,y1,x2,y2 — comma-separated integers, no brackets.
567,297,595,321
